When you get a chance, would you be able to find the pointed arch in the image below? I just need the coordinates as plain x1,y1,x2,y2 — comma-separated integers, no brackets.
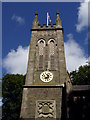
48,39,55,70
38,39,46,70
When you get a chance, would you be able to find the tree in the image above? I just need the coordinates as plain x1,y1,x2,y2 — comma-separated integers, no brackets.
70,65,90,85
2,74,25,120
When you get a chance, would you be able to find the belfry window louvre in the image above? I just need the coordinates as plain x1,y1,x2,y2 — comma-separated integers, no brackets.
48,39,55,70
39,55,43,69
50,55,54,69
45,46,48,69
38,39,45,70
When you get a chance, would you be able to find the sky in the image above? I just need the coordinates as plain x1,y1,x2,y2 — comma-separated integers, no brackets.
1,1,89,77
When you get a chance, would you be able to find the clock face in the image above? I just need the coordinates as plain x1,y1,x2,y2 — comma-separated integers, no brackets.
40,71,53,82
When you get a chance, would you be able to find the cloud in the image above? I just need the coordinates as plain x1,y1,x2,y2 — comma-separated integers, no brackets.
64,34,87,72
0,97,2,106
3,46,29,75
76,0,89,32
11,14,25,25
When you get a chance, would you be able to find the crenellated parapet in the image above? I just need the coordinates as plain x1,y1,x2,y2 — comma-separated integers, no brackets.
32,10,62,31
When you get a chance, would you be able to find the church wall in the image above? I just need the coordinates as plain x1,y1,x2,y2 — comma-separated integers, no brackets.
20,87,63,120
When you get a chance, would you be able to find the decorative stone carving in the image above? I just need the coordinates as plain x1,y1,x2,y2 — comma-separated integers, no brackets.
35,100,56,118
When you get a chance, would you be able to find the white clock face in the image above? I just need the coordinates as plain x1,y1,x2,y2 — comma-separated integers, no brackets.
40,71,53,82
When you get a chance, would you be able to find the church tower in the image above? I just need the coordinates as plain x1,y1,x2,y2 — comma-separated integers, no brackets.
20,11,71,120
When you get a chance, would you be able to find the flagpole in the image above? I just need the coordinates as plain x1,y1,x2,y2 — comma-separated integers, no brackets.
47,12,48,26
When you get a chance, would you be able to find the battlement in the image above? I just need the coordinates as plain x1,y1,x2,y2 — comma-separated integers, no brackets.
31,23,63,31
32,11,62,30
31,25,63,31
33,23,57,29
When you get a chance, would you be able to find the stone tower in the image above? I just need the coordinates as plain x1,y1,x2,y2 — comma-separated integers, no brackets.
20,11,71,120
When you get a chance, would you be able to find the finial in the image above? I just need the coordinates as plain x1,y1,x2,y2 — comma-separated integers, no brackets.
35,11,38,16
55,10,62,28
32,11,39,29
56,10,59,15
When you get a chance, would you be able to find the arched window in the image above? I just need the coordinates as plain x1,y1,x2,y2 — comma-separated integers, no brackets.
38,39,45,70
48,39,55,70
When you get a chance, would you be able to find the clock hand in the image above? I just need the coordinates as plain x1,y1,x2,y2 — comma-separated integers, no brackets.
42,73,47,79
45,74,49,79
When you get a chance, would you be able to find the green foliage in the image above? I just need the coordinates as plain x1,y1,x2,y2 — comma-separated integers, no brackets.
70,65,90,85
2,74,25,120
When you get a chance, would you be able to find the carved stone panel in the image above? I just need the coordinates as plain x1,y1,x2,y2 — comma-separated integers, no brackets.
35,100,56,118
